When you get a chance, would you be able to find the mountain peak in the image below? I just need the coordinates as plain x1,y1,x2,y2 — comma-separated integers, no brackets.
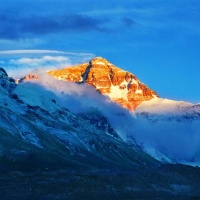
18,74,39,83
48,58,158,111
90,57,111,66
0,67,8,77
0,68,16,92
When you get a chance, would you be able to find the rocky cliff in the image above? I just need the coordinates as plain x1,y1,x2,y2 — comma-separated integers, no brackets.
48,57,158,111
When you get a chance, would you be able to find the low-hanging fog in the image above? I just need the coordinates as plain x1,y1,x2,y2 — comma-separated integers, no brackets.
26,71,200,165
5,52,200,166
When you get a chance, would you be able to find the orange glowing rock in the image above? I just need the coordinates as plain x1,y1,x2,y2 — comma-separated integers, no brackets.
48,57,159,111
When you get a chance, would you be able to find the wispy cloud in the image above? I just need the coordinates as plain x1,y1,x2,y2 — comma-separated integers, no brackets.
10,56,69,65
0,49,95,57
83,2,200,36
0,50,66,55
0,50,95,79
0,12,110,40
122,17,136,27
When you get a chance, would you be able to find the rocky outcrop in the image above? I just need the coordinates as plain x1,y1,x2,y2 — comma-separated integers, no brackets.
48,57,159,111
0,68,16,92
18,74,39,83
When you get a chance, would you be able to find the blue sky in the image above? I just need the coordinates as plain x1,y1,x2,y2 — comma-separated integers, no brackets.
0,0,200,103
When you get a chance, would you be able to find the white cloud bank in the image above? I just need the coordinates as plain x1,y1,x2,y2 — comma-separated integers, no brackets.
10,56,70,65
0,49,95,78
18,70,200,166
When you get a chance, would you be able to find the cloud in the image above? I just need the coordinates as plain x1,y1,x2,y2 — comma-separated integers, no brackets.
0,50,95,59
122,17,136,27
30,71,134,141
83,2,200,37
133,117,200,164
1,0,200,43
0,50,66,55
0,12,110,40
10,56,70,65
25,70,200,165
0,50,95,78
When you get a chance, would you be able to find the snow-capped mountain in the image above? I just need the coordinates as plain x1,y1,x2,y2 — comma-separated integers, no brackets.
47,57,200,165
133,97,200,165
17,73,39,83
1,60,200,199
0,66,158,172
48,57,158,111
13,57,200,165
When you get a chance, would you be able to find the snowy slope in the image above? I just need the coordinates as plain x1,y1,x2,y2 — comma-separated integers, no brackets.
136,97,196,115
133,97,200,165
13,70,200,166
0,68,158,171
1,64,200,168
13,82,61,113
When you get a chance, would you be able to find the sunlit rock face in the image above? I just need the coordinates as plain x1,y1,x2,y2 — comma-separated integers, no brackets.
48,57,158,111
18,74,39,83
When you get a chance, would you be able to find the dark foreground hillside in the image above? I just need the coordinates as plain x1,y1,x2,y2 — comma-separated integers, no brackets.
0,164,200,200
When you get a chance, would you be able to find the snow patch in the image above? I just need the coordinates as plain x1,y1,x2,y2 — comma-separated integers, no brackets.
135,97,193,115
135,89,143,94
108,83,128,100
93,61,107,65
13,82,60,113
131,78,138,85
20,132,43,148
143,146,173,163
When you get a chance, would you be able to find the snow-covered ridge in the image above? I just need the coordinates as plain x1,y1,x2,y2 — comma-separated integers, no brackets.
135,97,195,115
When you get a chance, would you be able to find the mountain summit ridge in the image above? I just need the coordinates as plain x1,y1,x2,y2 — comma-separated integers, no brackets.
48,57,159,111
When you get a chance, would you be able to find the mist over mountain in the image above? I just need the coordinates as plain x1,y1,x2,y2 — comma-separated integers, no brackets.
47,57,200,165
48,57,158,111
0,57,200,199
